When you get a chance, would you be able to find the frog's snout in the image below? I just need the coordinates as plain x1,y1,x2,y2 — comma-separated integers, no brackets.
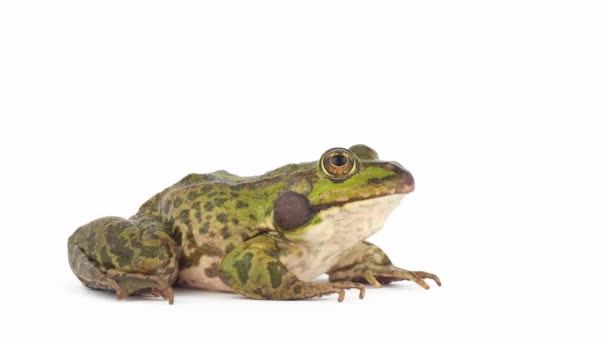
384,161,415,193
401,168,415,190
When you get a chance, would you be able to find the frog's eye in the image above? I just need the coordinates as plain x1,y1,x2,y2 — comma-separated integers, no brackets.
320,148,358,179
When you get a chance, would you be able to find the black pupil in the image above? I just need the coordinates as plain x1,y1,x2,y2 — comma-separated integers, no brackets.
330,154,349,167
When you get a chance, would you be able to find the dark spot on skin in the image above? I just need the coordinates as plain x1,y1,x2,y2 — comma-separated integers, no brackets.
174,229,183,245
204,202,214,212
99,246,113,269
198,222,210,234
218,269,231,286
266,247,280,259
180,243,224,268
209,231,216,238
115,254,131,268
294,285,302,294
225,242,236,253
236,200,248,208
187,191,199,200
186,228,197,249
140,245,163,258
231,218,239,225
267,261,287,289
179,209,190,222
220,226,230,239
233,252,253,284
204,263,219,278
192,201,203,222
273,191,315,231
214,198,227,206
216,213,228,224
173,198,183,208
162,201,171,215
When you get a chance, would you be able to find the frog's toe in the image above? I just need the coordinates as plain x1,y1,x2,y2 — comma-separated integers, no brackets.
328,281,366,302
373,267,441,289
116,288,127,301
413,271,442,287
152,287,175,305
363,270,383,288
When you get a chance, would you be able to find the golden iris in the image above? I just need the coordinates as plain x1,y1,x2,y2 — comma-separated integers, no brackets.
320,148,357,179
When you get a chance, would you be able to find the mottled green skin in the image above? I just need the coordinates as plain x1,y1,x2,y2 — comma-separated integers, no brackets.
68,145,440,303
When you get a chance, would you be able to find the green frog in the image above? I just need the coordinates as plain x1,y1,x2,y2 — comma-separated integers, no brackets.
68,145,440,304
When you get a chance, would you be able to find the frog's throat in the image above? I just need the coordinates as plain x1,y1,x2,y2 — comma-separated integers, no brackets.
305,193,405,244
281,194,405,281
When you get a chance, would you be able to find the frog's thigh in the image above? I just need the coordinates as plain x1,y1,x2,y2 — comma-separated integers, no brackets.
219,236,365,301
68,216,179,300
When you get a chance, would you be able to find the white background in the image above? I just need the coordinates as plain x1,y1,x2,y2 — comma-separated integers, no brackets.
1,1,607,341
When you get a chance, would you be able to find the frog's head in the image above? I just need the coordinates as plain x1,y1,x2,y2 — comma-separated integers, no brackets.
273,144,414,246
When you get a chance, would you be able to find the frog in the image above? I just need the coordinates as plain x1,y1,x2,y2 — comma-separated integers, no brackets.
68,144,440,304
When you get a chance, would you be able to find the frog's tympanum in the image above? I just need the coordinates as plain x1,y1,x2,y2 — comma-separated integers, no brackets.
68,145,440,304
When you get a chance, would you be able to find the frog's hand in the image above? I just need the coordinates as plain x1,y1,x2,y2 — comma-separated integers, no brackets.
327,241,441,289
68,215,179,304
219,236,365,302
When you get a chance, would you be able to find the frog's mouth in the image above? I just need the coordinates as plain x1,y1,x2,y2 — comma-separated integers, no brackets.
311,191,408,212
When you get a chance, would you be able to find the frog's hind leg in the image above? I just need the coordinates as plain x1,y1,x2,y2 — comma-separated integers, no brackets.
68,216,179,304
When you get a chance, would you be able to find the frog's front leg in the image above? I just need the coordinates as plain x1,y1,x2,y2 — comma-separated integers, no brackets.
68,215,179,304
219,236,365,302
327,241,441,289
